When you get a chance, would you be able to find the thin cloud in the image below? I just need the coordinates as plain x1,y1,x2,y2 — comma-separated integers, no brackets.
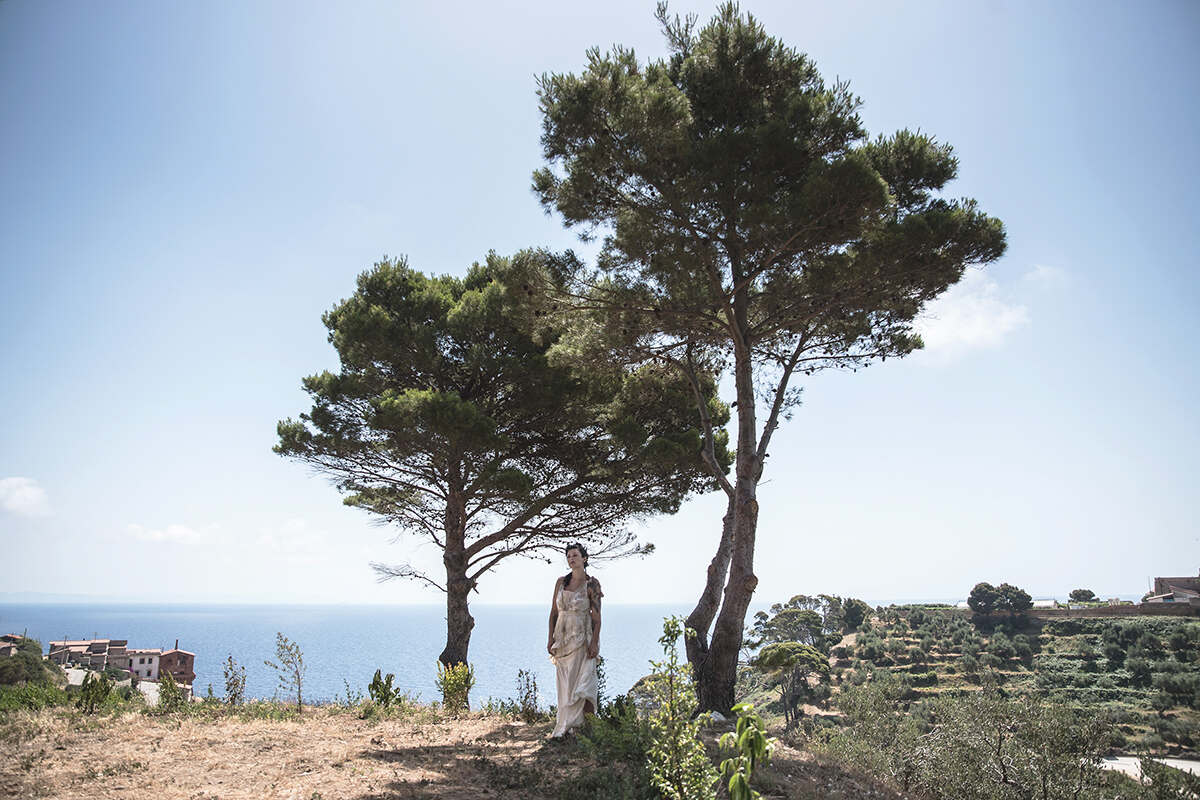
915,270,1030,361
1023,264,1069,288
0,477,51,517
127,523,203,544
256,518,327,564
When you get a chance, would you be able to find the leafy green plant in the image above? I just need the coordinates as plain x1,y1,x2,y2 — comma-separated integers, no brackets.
368,669,408,708
1139,757,1200,797
222,654,246,706
338,678,365,707
76,672,113,714
718,702,776,800
156,670,186,712
0,682,69,711
644,616,718,800
435,661,475,713
515,669,541,722
263,632,305,713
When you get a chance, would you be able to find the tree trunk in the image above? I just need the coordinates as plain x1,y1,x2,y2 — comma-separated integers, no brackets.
685,495,735,710
439,565,475,666
703,486,759,713
438,487,474,666
692,312,761,715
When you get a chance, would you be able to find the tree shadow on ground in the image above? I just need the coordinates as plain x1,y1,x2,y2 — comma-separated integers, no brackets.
354,722,578,800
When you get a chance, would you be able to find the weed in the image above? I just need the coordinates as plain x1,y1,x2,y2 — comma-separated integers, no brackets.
264,632,306,713
436,661,475,713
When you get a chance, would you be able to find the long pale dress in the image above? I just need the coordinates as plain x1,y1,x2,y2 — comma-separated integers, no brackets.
549,583,597,737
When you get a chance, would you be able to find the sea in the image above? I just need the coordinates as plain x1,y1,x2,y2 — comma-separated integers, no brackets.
0,603,686,708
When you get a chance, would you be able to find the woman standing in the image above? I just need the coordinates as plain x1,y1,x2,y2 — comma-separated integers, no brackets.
547,542,602,737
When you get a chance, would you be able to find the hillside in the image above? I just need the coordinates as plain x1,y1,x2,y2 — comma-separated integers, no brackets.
819,608,1199,756
0,702,909,800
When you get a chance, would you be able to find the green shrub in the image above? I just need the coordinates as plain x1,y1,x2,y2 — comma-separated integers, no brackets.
0,681,69,711
910,670,939,687
1139,758,1200,796
222,654,246,706
263,632,305,713
76,672,113,714
435,662,475,713
644,616,718,800
0,638,54,686
579,694,651,770
368,669,405,708
157,671,186,713
816,671,922,791
514,669,541,722
718,703,776,800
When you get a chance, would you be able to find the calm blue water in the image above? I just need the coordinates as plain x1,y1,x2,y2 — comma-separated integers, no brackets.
0,603,684,707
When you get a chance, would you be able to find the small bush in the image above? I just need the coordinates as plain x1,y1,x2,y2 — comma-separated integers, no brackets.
718,702,776,800
644,616,718,800
368,669,406,708
0,682,69,711
222,654,246,706
77,672,113,714
579,694,651,768
436,662,475,713
263,632,305,713
514,669,541,722
157,671,186,713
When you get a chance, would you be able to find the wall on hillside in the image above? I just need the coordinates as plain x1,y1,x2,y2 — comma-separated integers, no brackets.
1028,603,1199,619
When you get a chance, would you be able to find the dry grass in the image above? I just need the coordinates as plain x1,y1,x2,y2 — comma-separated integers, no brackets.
0,703,906,799
0,705,581,800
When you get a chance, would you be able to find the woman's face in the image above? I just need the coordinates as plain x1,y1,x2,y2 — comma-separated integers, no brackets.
566,548,585,570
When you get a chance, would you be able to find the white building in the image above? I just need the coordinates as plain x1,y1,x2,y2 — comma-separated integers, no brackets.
127,648,161,680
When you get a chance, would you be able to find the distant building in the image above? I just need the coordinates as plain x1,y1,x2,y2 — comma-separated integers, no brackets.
1146,574,1200,604
159,639,195,686
127,648,161,680
48,639,130,671
0,633,26,657
47,636,194,682
1032,598,1058,609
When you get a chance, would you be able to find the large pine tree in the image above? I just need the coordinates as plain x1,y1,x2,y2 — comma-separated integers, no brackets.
532,3,1006,711
276,250,726,666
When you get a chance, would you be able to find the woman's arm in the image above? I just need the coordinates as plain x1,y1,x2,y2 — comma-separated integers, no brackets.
547,580,559,655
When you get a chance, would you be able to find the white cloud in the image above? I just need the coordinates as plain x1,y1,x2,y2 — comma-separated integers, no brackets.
256,518,328,564
0,477,51,517
1023,264,1069,288
127,523,203,544
915,269,1030,361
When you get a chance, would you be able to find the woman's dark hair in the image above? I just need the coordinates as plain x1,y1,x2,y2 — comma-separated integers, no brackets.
561,542,588,590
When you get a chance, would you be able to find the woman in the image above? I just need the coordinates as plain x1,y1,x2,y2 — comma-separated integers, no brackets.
547,542,602,737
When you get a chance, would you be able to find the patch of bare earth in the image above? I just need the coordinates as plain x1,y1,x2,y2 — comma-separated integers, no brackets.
1,706,906,799
0,707,587,800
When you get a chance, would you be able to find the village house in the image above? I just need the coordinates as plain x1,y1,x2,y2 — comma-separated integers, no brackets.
1145,574,1200,604
127,648,161,680
47,637,193,686
0,633,26,657
47,638,130,672
159,639,196,685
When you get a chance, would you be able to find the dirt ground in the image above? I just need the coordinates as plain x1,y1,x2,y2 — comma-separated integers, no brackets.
0,705,907,800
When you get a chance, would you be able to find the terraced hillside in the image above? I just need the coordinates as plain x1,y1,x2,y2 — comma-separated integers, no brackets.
835,607,1200,755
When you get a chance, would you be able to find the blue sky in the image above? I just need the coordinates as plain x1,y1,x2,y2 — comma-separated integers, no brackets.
2,0,1197,608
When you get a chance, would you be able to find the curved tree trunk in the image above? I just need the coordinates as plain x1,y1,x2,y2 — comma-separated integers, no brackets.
685,496,735,710
439,567,475,666
692,315,761,715
704,488,759,714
